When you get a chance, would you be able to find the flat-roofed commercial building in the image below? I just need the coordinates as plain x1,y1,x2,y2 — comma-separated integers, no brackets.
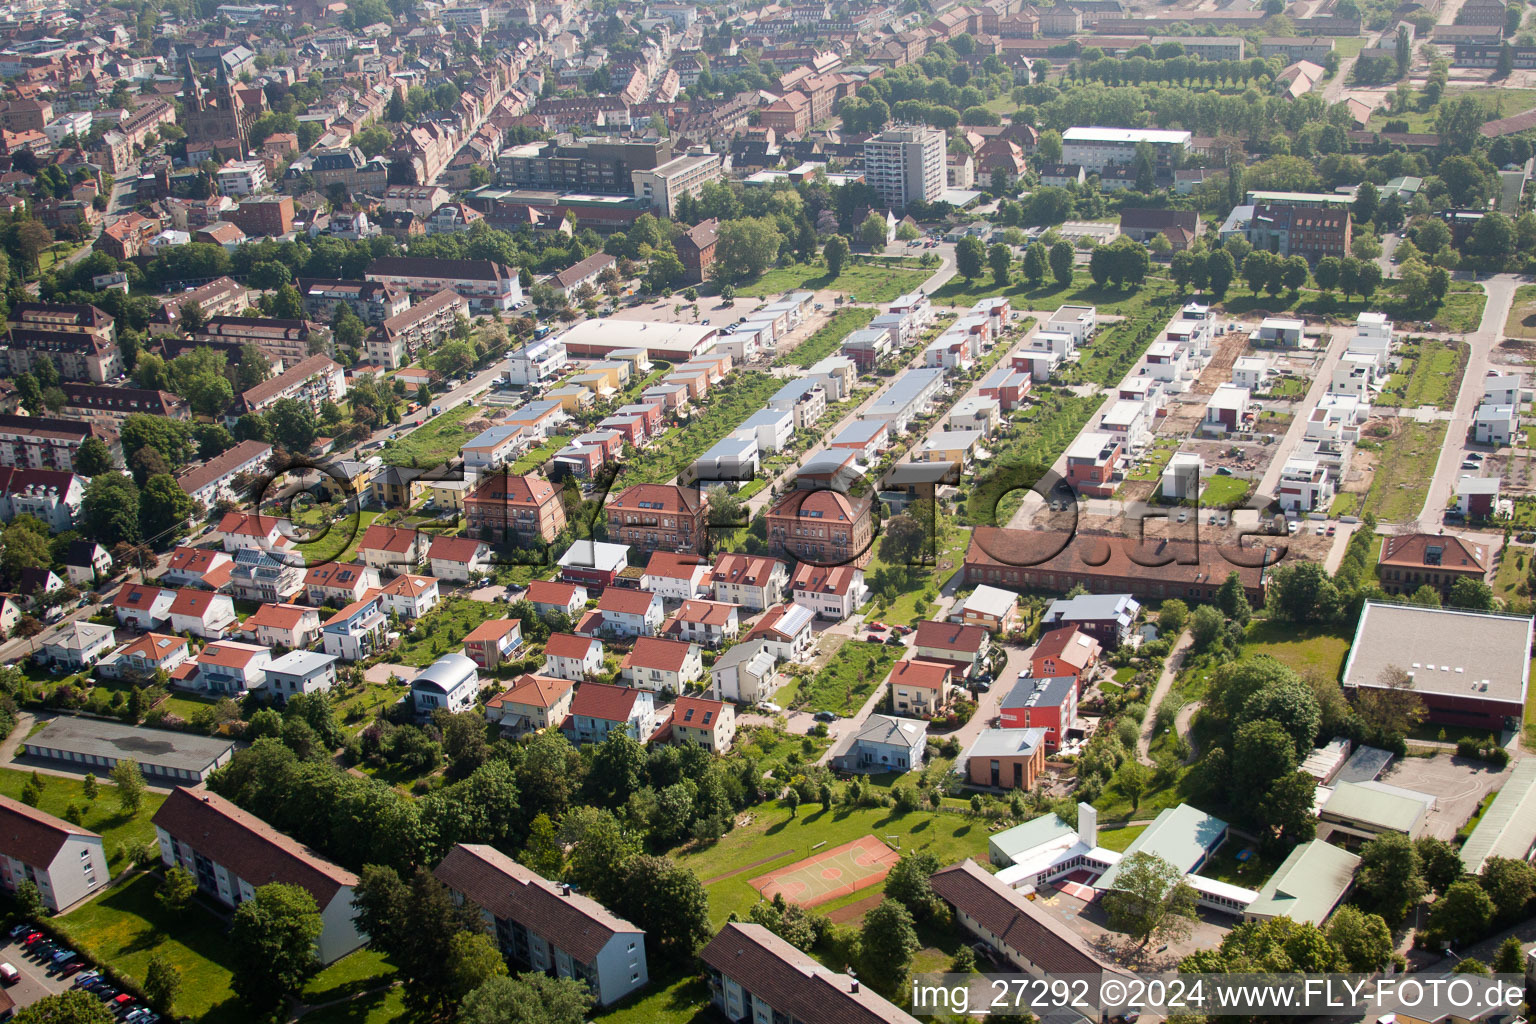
23,717,238,783
1341,602,1533,731
631,152,724,218
1062,126,1191,173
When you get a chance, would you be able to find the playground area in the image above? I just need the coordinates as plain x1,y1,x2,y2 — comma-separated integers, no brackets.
748,834,901,907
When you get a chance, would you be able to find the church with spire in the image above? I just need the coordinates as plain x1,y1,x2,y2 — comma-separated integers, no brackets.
181,53,265,159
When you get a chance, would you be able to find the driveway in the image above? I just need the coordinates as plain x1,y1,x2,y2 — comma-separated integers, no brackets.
0,936,85,1014
1374,751,1512,841
1256,327,1351,501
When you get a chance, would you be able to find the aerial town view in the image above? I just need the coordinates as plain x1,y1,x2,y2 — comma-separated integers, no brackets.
4,0,1536,1021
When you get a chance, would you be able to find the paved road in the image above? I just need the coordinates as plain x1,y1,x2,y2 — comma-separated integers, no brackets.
1416,274,1520,525
1322,30,1382,104
1255,326,1352,501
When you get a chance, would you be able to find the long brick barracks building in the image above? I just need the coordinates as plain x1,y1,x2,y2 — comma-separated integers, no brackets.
962,527,1270,606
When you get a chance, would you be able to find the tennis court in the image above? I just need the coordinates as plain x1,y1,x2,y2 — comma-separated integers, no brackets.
748,835,901,907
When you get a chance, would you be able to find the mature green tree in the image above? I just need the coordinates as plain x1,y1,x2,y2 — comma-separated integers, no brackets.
138,474,195,543
1205,248,1236,299
1493,935,1525,975
459,973,593,1024
229,883,323,1011
1234,719,1301,796
1326,905,1393,972
1357,832,1426,924
1480,856,1536,922
823,234,850,278
956,236,986,280
1415,836,1465,895
714,217,784,283
520,813,564,879
1241,678,1321,757
79,474,141,549
1448,577,1496,611
1,517,51,591
988,242,1012,286
267,398,318,453
860,212,889,252
1038,241,1070,289
565,810,638,905
1115,760,1151,811
75,437,114,477
1314,256,1341,293
446,931,507,1001
1429,879,1494,944
883,850,942,919
353,865,489,1015
612,855,711,958
1353,180,1380,225
1023,242,1048,287
1259,771,1317,847
143,953,182,1012
861,898,920,995
1101,852,1199,947
157,865,196,911
11,992,116,1024
111,758,146,813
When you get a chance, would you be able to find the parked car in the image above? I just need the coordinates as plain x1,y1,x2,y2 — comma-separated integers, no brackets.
813,711,837,722
866,634,883,642
884,636,904,646
1287,520,1300,535
1468,452,1485,461
755,701,782,714
1326,525,1337,536
0,964,17,985
72,972,100,988
7,925,28,940
59,960,87,978
865,621,887,632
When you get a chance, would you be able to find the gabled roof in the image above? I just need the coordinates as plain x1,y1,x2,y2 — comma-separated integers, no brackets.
117,632,187,663
790,562,860,596
152,787,356,906
597,588,657,616
673,599,737,627
913,619,987,654
527,580,582,606
746,602,814,642
243,603,314,630
1032,625,1099,670
379,574,437,599
114,585,170,612
712,552,786,587
429,535,486,563
196,640,267,668
487,673,573,711
464,618,522,644
890,659,952,691
544,632,599,660
304,562,371,589
644,551,709,580
217,511,284,537
608,483,701,515
673,695,725,728
168,589,227,619
568,681,640,721
622,636,697,674
853,713,925,746
359,524,418,553
0,792,100,868
433,844,638,962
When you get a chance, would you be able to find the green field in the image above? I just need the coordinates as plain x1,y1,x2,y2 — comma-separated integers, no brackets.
1334,36,1365,57
932,270,1177,318
295,509,385,567
619,372,784,486
1357,420,1447,522
675,798,994,927
735,259,931,304
57,873,240,1023
1094,824,1147,851
775,307,877,368
1200,474,1253,508
1243,620,1352,680
1220,282,1485,333
796,639,904,715
381,403,480,469
1378,339,1466,409
0,765,163,873
962,392,1105,526
391,596,510,668
861,522,971,625
1506,284,1536,340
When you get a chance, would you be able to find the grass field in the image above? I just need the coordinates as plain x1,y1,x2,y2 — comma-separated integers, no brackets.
1123,438,1179,484
861,522,970,625
1357,421,1447,522
381,403,479,469
391,596,509,668
1200,474,1252,508
932,270,1177,318
620,372,784,486
592,974,711,1024
675,798,995,927
1334,36,1365,56
1219,282,1485,333
797,639,903,715
1379,339,1466,410
0,766,163,873
1243,620,1352,680
58,872,240,1023
1505,284,1536,341
775,307,877,368
295,509,384,567
1094,824,1147,851
962,392,1105,526
736,260,931,304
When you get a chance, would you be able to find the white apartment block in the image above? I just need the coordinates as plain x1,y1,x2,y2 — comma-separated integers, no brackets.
632,152,723,218
215,160,269,197
1061,126,1191,173
863,125,946,210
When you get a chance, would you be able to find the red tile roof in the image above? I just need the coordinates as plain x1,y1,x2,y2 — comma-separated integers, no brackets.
672,695,725,728
486,673,572,710
217,511,285,537
114,585,170,611
608,483,701,515
712,553,786,587
527,580,581,606
379,574,436,599
152,787,356,907
117,633,187,663
544,632,598,660
913,620,988,654
674,599,737,627
304,562,371,589
1032,625,1098,671
622,637,696,674
597,589,657,616
568,681,639,721
166,546,228,575
428,535,485,563
168,589,226,619
790,562,860,596
359,524,418,554
891,658,953,691
0,792,99,868
196,641,267,668
644,551,709,580
464,618,522,644
243,603,313,630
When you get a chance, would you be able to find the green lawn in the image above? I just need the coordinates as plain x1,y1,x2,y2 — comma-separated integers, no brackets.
1357,421,1447,522
1334,36,1365,56
961,392,1105,526
1377,339,1466,410
0,766,163,873
57,872,241,1023
774,307,877,368
735,259,931,304
1219,282,1484,333
1198,842,1278,889
932,270,1177,318
619,372,785,486
295,509,385,567
1094,824,1147,851
301,948,398,1009
592,973,712,1024
675,798,995,927
862,522,971,625
796,639,903,715
1200,474,1253,508
1506,284,1536,341
381,404,480,469
1123,439,1179,484
1329,491,1363,518
1244,620,1352,680
391,596,511,668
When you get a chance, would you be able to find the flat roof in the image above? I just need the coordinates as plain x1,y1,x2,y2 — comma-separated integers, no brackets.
1461,757,1536,874
989,813,1077,861
1322,781,1428,833
24,717,237,773
1063,126,1192,145
865,368,944,417
1244,839,1360,924
1097,804,1227,890
1341,602,1533,707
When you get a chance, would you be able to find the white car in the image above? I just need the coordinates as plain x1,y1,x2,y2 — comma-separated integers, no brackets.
755,702,782,714
1287,520,1300,535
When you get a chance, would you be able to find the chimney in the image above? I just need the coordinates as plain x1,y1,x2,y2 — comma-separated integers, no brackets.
560,883,572,896
849,969,859,994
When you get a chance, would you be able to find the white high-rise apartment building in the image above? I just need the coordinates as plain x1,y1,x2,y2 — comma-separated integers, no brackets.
864,125,946,210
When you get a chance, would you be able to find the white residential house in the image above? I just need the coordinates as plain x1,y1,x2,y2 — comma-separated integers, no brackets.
640,554,709,602
620,637,703,693
789,564,867,621
1047,304,1095,344
1257,317,1303,345
428,536,491,582
0,794,108,913
710,639,778,705
411,654,480,716
243,603,321,650
744,603,816,663
377,574,440,620
833,714,927,773
321,595,388,662
433,844,649,1006
113,584,175,631
1099,400,1151,450
162,590,235,639
194,641,272,695
1231,356,1270,391
264,650,339,698
587,589,664,638
1277,457,1335,513
566,683,657,744
1484,372,1523,407
1161,452,1203,501
38,622,115,671
664,599,740,647
542,633,605,681
1475,403,1519,446
711,554,789,611
526,580,588,619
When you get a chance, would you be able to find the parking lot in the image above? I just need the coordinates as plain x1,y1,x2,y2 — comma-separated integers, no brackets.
1375,752,1511,841
0,935,84,1014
